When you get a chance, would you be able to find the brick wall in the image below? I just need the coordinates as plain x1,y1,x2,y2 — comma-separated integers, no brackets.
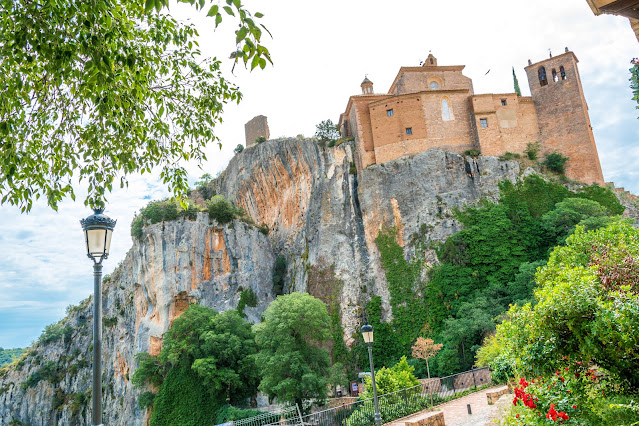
525,52,604,184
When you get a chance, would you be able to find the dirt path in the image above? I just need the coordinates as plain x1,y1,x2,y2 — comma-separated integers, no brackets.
385,385,510,426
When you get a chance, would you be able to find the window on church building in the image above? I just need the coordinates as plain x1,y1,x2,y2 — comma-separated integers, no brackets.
501,99,507,106
442,98,451,121
387,109,394,117
538,67,548,87
406,128,413,135
552,69,559,82
560,66,567,80
480,118,488,128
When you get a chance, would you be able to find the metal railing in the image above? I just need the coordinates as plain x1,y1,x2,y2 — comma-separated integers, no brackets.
300,367,491,426
228,405,302,426
228,367,491,426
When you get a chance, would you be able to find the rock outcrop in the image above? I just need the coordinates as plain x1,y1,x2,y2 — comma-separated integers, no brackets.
0,139,524,425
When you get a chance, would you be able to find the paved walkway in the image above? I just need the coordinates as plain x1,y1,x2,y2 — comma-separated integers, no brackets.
385,385,510,426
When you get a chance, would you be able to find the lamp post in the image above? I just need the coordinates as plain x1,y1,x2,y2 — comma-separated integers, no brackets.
361,324,382,426
80,208,116,426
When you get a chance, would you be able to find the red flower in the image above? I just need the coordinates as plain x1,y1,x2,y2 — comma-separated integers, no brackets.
559,376,565,382
565,367,569,371
574,372,580,378
576,361,582,366
513,397,518,406
556,371,561,376
558,412,570,420
572,405,577,410
516,414,520,419
547,404,558,421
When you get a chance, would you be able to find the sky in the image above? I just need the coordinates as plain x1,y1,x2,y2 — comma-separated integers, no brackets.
0,0,637,349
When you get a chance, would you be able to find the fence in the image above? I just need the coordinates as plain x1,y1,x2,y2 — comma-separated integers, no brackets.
228,367,491,426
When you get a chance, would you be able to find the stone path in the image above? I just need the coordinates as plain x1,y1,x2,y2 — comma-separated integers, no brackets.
385,385,510,426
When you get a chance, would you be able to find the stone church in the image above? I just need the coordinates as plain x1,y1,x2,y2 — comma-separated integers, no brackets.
338,50,604,185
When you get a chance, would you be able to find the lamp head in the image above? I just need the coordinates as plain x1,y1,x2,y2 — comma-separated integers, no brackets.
80,208,116,262
361,324,374,344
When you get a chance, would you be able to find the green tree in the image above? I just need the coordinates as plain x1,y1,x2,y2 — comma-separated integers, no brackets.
254,293,331,411
0,0,270,211
234,144,245,154
132,305,260,423
513,67,522,97
314,119,340,142
483,222,639,390
541,198,608,244
361,356,419,399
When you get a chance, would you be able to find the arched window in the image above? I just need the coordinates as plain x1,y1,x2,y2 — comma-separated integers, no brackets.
538,67,548,86
560,66,567,80
552,69,559,82
442,98,451,121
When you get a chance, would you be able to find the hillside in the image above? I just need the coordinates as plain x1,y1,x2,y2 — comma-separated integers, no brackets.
0,138,635,425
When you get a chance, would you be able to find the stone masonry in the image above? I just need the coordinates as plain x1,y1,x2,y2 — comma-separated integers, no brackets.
244,115,270,147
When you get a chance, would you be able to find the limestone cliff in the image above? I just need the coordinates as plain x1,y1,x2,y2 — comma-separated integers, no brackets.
0,139,521,425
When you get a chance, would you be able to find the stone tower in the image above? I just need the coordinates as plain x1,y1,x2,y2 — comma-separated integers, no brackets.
244,115,270,148
524,50,604,184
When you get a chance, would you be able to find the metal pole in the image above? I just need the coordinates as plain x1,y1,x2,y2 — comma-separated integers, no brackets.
367,344,382,426
92,262,103,426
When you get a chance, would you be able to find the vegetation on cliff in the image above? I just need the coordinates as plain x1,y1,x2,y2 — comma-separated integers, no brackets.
367,175,626,377
478,222,639,424
0,348,24,368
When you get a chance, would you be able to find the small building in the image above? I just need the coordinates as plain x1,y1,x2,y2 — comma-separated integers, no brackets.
338,51,604,185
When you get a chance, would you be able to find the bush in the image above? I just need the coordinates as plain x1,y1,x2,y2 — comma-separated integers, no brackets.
237,288,258,317
524,142,540,160
464,149,481,157
131,199,192,238
215,405,269,423
499,152,521,161
315,119,340,142
349,162,357,175
255,136,266,144
39,323,73,345
207,195,236,224
138,391,155,410
233,144,244,154
543,152,569,174
328,139,336,147
258,223,269,235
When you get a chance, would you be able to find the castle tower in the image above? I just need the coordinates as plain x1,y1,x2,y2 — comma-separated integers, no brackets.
524,50,604,184
361,76,374,94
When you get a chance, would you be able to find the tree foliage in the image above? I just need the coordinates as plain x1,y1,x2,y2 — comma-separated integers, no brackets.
479,222,639,390
314,119,340,142
132,305,259,423
543,152,569,174
361,356,419,399
254,293,331,411
631,58,639,114
0,0,269,211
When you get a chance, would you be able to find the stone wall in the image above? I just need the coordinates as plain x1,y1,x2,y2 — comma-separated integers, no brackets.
244,115,270,147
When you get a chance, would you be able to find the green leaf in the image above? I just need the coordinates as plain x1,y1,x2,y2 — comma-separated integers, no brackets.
232,0,241,9
254,12,264,18
250,54,259,70
223,6,234,16
144,0,155,13
207,5,218,16
215,13,223,27
235,27,248,44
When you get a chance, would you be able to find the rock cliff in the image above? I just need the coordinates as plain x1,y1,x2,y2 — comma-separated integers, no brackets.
0,139,521,425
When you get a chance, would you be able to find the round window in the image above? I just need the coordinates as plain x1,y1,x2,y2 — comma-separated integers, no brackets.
429,81,439,89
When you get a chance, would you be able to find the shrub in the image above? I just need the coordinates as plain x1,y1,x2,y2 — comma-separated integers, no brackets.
255,136,266,144
315,119,340,142
138,391,155,410
524,142,540,160
39,323,73,345
233,144,244,154
464,149,481,157
237,288,258,317
349,162,357,175
258,223,269,235
131,199,188,238
499,152,521,161
215,405,274,423
328,139,336,147
543,152,569,174
103,317,118,328
207,195,236,224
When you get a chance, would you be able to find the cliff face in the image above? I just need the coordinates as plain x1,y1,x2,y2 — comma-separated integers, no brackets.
0,139,519,425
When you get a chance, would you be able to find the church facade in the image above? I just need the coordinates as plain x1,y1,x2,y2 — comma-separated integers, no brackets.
338,50,604,185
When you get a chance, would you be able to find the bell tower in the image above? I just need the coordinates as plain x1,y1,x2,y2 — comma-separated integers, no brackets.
361,76,374,94
525,50,604,184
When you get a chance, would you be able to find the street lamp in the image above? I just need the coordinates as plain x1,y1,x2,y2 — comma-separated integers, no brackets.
80,208,116,426
361,324,382,426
